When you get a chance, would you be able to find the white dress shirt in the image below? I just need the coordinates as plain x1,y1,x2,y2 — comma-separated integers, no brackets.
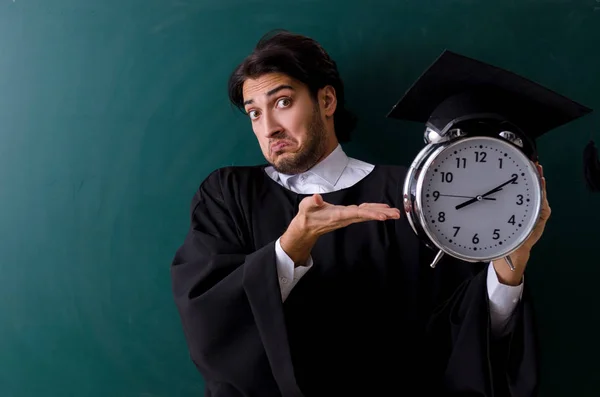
265,144,523,337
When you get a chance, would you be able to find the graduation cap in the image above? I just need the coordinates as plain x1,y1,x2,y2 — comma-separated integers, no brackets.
387,50,600,192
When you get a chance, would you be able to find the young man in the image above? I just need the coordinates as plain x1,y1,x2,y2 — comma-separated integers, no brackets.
171,30,551,396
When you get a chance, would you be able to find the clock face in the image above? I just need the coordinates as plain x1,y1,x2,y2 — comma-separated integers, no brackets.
418,136,542,261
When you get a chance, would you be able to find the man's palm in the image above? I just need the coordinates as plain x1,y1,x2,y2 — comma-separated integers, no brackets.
297,194,401,238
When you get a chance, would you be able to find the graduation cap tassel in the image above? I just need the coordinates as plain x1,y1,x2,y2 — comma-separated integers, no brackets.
583,139,600,192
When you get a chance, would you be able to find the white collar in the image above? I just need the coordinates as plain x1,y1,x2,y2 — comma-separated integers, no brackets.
273,144,349,188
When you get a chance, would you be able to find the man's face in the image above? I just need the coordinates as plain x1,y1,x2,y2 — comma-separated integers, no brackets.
242,73,330,175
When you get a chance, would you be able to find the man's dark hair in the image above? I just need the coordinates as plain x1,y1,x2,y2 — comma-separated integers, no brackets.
228,29,356,143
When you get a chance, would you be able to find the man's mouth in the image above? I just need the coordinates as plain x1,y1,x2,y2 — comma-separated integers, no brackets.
271,141,290,152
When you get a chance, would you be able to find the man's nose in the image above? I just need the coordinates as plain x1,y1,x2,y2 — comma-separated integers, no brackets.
262,112,283,138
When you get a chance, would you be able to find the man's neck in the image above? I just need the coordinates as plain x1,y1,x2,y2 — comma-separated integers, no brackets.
312,138,339,169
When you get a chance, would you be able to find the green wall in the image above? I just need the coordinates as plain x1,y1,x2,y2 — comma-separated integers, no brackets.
1,0,598,395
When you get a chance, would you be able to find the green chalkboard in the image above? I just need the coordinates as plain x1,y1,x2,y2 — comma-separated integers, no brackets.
1,0,598,396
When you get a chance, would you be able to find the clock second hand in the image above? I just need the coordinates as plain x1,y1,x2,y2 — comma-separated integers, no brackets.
437,194,496,200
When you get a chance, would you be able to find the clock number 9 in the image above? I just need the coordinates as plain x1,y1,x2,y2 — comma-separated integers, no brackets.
433,191,440,201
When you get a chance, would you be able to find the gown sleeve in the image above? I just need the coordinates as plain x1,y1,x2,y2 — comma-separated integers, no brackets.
170,169,303,397
423,249,540,397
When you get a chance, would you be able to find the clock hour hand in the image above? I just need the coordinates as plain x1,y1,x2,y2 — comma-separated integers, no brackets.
454,195,491,210
455,175,518,210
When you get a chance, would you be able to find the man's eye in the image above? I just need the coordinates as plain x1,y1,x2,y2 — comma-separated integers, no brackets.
277,98,291,108
248,110,259,119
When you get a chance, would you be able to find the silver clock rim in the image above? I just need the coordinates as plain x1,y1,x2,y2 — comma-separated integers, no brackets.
402,143,440,247
412,135,543,263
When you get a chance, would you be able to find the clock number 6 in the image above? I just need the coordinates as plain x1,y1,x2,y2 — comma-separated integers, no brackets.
472,233,479,244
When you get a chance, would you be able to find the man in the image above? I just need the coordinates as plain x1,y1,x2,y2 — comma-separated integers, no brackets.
171,30,551,396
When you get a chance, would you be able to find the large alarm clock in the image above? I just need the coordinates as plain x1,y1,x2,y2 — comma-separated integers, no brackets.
402,126,543,270
388,49,592,270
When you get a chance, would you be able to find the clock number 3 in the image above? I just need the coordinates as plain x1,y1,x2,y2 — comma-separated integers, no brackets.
516,194,524,205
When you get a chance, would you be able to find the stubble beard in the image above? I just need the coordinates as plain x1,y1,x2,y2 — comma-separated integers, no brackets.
270,105,327,175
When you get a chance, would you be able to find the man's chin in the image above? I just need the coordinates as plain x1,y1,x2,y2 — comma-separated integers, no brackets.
271,150,296,163
271,145,297,156
271,156,307,175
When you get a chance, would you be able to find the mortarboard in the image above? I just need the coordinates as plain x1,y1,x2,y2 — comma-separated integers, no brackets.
387,50,599,191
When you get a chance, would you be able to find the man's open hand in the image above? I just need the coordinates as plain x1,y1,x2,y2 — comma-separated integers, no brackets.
280,194,400,266
295,194,401,239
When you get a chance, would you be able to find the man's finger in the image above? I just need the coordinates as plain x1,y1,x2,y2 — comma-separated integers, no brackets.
358,203,392,209
536,163,548,201
542,176,547,195
313,194,324,207
352,207,400,221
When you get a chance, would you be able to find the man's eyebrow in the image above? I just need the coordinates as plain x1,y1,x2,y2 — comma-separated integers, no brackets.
243,85,295,106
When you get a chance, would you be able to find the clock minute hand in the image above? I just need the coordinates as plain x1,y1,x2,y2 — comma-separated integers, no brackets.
480,175,518,197
455,175,518,210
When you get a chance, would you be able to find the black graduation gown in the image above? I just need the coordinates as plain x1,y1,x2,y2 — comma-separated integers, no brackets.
171,164,540,397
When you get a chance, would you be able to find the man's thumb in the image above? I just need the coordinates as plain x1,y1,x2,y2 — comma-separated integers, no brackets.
313,194,324,207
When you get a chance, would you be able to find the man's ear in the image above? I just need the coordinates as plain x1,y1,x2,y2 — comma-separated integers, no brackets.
320,86,337,117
